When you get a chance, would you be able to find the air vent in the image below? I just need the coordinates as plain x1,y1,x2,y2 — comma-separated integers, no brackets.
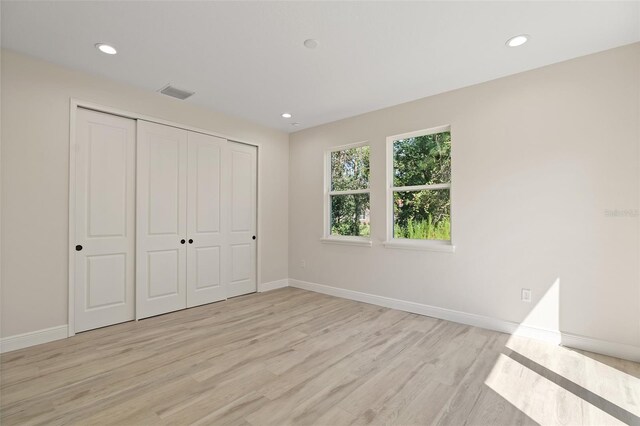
158,84,195,100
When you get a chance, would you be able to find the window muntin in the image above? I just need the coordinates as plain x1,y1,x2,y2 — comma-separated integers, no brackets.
327,144,370,238
390,128,451,242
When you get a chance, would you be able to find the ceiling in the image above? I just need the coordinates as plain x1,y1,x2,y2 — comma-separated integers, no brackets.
2,1,639,133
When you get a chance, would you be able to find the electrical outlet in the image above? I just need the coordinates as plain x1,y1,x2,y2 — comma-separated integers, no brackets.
300,259,306,268
521,288,532,303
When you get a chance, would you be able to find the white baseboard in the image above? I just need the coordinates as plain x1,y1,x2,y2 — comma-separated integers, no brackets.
288,279,560,342
0,325,68,354
289,279,640,362
561,332,640,362
258,278,290,293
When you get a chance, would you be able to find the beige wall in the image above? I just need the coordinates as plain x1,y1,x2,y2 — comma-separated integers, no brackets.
289,43,640,347
0,49,289,337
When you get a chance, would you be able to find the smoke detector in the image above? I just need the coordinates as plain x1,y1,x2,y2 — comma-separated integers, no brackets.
158,84,195,100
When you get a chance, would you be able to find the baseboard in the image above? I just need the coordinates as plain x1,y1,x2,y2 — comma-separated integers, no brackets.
289,279,640,362
289,279,560,342
561,333,640,362
0,325,68,354
258,278,290,293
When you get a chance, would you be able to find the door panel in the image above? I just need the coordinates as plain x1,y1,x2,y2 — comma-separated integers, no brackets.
195,144,221,233
86,254,126,309
231,244,251,282
75,108,135,332
186,132,227,307
87,129,128,237
195,247,221,289
148,138,181,235
227,142,257,298
147,250,181,297
231,150,252,232
136,121,188,319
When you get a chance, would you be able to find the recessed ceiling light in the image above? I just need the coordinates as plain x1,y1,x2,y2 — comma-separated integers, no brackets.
95,43,117,55
505,35,529,48
281,113,292,118
303,39,319,49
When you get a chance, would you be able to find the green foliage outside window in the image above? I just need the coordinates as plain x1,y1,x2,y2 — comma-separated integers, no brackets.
331,146,370,191
328,132,451,241
331,194,370,237
330,146,370,236
393,131,451,240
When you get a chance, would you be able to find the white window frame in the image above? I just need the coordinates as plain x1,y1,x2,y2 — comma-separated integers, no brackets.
321,141,372,247
384,125,455,253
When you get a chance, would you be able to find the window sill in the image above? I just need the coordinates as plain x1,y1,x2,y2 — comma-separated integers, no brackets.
383,239,455,253
320,237,373,247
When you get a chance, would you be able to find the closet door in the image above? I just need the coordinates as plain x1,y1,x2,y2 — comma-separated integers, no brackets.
227,142,258,298
74,108,136,332
136,120,188,319
186,132,228,307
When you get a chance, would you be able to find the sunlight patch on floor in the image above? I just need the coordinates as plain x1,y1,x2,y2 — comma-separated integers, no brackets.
484,353,625,425
505,335,640,418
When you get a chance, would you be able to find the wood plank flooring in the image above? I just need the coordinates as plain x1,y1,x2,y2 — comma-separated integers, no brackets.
1,287,639,425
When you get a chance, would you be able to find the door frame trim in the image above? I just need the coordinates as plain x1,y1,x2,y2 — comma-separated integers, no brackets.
68,98,263,337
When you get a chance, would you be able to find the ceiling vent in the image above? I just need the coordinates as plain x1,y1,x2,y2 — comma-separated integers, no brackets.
158,84,195,100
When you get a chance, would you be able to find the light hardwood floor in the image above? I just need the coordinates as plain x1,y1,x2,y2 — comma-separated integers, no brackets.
1,287,639,425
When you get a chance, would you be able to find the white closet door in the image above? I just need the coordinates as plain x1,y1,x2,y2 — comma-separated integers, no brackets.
136,120,188,319
227,142,257,298
186,132,228,307
74,109,135,332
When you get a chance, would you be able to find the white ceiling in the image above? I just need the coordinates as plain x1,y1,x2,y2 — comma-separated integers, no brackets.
2,1,639,133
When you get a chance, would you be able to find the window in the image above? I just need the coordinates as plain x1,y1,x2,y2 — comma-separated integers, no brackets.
323,143,371,245
386,126,453,250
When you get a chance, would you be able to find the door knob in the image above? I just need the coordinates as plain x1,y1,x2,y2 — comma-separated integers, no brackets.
180,239,186,244
75,245,83,251
188,239,193,244
252,236,256,240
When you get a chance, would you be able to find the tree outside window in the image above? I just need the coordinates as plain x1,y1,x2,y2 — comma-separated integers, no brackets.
328,145,370,237
391,129,451,241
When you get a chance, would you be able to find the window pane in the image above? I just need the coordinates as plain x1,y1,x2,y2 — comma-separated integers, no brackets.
393,131,451,187
331,146,370,191
393,189,450,240
331,193,370,237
